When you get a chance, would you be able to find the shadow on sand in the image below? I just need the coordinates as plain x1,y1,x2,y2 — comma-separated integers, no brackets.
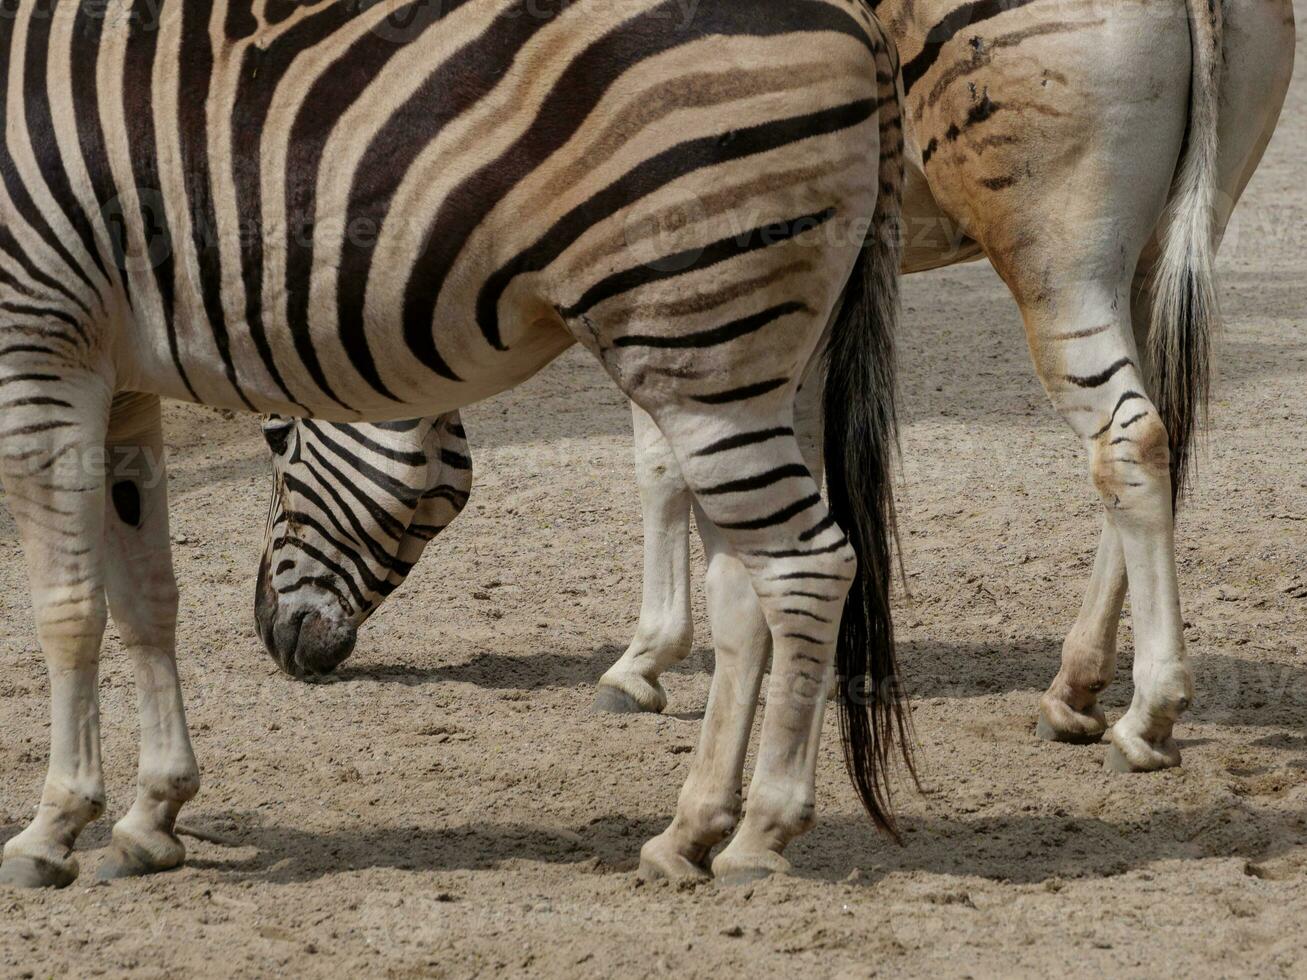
324,637,1307,729
170,798,1305,889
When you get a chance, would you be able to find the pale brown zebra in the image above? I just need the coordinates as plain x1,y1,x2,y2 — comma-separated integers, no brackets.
596,0,1297,774
0,0,908,888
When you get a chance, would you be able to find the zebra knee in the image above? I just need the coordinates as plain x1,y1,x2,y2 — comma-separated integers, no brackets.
1090,402,1171,512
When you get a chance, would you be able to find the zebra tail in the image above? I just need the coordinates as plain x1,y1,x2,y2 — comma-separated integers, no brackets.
823,38,915,839
1149,0,1224,503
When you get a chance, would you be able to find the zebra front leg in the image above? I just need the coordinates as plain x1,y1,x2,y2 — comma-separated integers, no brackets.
97,394,198,880
0,369,111,889
594,404,694,714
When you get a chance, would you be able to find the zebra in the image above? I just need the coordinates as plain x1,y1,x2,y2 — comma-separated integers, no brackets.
0,0,909,888
598,0,1298,772
255,413,471,678
254,0,1298,776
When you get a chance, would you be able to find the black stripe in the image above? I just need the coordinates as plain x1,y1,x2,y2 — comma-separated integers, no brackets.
0,372,59,386
694,426,794,457
691,377,788,405
288,462,407,554
0,396,72,409
719,493,822,532
561,210,836,319
21,1,109,286
178,0,254,411
117,0,199,400
439,448,473,471
615,301,808,350
273,0,467,409
749,536,851,560
797,511,839,543
0,1,99,300
901,0,1040,92
282,473,408,573
275,534,372,609
398,0,875,366
335,0,570,388
783,608,831,623
772,571,851,582
1091,390,1145,438
700,464,810,496
321,423,428,467
1065,357,1132,389
0,302,87,333
302,422,423,508
475,101,875,351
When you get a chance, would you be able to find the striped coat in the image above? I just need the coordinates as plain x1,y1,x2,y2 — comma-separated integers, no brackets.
0,0,913,889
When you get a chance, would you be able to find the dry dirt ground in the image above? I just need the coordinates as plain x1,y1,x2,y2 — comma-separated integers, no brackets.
3,36,1307,980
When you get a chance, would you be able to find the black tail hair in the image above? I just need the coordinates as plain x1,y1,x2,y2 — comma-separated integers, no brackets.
823,38,915,838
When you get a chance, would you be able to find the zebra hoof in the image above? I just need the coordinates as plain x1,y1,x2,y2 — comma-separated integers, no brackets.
1104,739,1181,774
1036,713,1104,745
638,834,710,883
97,830,185,880
591,685,654,715
0,855,78,890
1036,693,1107,745
1104,745,1139,773
711,847,791,887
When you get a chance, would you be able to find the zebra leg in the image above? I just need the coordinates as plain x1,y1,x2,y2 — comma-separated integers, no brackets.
638,384,824,878
1024,289,1191,773
597,379,825,715
1039,271,1152,744
637,508,768,878
0,368,111,889
593,403,694,715
1037,517,1125,743
632,402,854,883
97,394,199,880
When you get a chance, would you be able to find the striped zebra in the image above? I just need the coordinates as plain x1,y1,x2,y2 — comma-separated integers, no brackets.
255,413,471,677
0,0,909,888
599,0,1298,772
257,0,1297,776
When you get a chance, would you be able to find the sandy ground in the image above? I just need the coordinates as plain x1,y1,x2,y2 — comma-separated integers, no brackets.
3,32,1307,980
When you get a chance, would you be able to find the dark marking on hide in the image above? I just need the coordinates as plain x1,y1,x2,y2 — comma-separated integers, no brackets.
112,481,142,528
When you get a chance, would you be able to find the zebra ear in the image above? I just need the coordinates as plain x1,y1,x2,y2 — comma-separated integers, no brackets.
262,417,294,456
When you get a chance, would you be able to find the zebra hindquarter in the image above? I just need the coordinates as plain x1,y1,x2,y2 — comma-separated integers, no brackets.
546,19,910,880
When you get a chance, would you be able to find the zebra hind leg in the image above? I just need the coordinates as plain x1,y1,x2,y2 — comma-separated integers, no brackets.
1024,285,1191,772
97,394,199,879
635,398,856,882
637,383,823,880
0,365,112,888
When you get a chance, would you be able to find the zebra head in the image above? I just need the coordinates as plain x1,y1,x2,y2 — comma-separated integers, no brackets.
256,414,472,678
